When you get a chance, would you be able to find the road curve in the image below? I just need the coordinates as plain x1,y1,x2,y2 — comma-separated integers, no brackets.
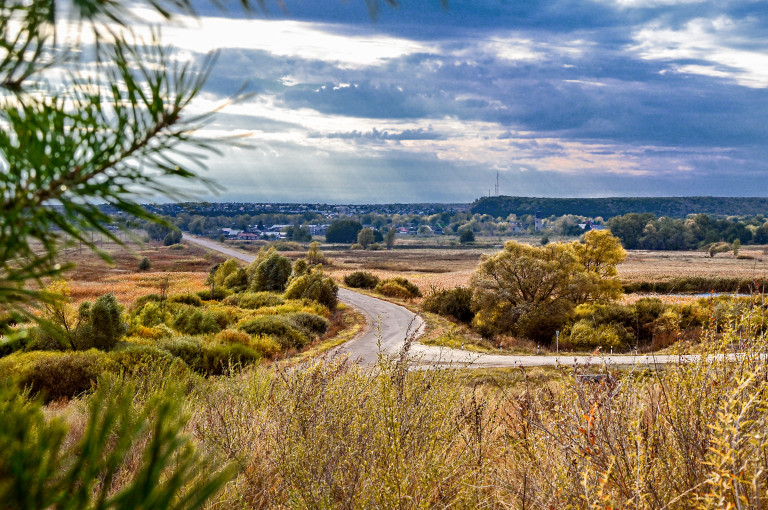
183,235,699,368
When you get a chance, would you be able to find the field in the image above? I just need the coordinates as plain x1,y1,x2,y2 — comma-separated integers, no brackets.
56,236,226,306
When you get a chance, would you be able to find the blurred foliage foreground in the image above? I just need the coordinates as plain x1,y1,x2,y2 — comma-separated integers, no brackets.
1,321,768,509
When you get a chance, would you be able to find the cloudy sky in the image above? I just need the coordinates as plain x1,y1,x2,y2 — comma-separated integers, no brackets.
159,0,768,203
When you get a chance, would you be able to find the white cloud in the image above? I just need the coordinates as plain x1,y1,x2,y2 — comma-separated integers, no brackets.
630,16,768,88
160,16,433,68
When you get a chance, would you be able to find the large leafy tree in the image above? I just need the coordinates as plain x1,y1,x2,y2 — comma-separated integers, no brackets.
470,232,626,342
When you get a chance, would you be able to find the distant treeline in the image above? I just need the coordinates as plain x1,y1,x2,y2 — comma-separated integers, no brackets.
607,213,768,250
471,196,768,219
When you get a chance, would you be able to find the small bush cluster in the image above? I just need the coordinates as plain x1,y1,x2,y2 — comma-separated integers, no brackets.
375,277,422,299
238,316,308,350
422,287,474,323
168,293,203,307
223,292,285,309
172,307,221,336
0,350,115,402
283,269,338,310
343,271,380,289
197,288,230,301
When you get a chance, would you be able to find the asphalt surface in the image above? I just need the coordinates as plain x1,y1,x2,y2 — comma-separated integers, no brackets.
183,235,699,368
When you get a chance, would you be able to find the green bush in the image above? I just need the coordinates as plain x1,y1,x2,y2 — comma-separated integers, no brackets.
197,288,230,301
238,316,308,350
0,334,27,358
223,268,249,292
133,301,170,328
375,277,422,299
283,269,339,310
567,319,628,350
110,345,180,376
422,287,474,323
224,292,285,309
75,294,127,351
172,307,221,335
344,271,380,289
157,337,261,375
163,229,183,246
0,350,115,402
138,257,151,271
288,312,330,338
168,293,203,307
250,253,293,292
132,293,161,311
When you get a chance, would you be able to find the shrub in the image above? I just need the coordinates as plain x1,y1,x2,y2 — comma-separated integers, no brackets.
238,316,308,349
134,301,170,328
224,292,285,309
215,329,252,346
567,319,628,350
109,345,179,376
0,350,115,402
459,229,475,244
157,337,261,375
163,229,183,246
168,293,203,307
250,253,293,292
288,312,330,338
132,293,161,310
172,307,221,335
206,305,241,329
130,324,173,340
283,269,339,310
306,241,327,265
197,288,230,301
422,287,474,323
350,243,364,250
0,335,27,358
344,271,380,289
369,243,382,251
375,277,422,299
168,243,186,250
272,241,302,252
138,257,151,271
75,294,127,351
223,268,249,292
708,241,731,257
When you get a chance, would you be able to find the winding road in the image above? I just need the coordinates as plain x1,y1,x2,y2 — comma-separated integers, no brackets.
184,235,696,368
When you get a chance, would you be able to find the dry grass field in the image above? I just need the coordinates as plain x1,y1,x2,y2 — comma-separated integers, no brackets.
55,235,226,306
619,247,768,282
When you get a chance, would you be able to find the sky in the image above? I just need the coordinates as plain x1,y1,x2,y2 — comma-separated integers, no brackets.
153,0,768,203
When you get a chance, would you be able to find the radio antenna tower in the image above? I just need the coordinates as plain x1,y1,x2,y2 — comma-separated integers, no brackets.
494,171,500,197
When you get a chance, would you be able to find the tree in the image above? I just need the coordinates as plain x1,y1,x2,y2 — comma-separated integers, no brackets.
306,241,327,265
459,228,475,244
163,229,183,246
326,219,363,244
138,257,152,271
470,234,625,343
385,227,397,250
285,224,312,242
357,227,375,249
571,230,626,304
250,252,293,292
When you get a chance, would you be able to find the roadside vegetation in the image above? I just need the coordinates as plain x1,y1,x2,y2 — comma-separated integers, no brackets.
4,322,767,508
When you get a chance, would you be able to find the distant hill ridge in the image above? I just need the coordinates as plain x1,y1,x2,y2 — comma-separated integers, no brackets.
471,196,768,219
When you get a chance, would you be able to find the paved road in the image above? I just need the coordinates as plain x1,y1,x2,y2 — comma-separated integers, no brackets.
184,235,699,368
